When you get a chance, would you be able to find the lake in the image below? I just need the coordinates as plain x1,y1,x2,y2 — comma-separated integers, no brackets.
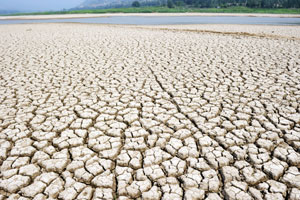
1,16,300,25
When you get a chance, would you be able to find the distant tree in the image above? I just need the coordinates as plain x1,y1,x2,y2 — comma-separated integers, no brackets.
286,0,300,7
246,0,261,7
154,0,297,8
167,0,175,7
174,0,185,6
132,1,141,7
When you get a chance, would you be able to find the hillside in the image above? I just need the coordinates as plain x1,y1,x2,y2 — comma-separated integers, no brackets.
75,0,299,10
0,10,20,15
76,0,159,9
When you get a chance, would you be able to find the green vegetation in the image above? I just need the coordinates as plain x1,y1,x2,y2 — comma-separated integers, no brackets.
168,0,300,9
4,6,300,16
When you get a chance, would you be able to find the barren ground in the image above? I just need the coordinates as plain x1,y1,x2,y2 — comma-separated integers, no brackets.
0,23,299,200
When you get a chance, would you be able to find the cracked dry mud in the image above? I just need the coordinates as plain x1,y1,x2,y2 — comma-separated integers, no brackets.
0,23,300,200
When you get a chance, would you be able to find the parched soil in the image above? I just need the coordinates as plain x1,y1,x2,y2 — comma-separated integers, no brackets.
0,23,299,200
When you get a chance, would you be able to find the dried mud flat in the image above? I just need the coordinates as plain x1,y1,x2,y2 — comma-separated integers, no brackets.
0,23,300,200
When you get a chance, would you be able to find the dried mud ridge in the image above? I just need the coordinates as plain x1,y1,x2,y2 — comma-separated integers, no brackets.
0,24,300,200
153,28,300,41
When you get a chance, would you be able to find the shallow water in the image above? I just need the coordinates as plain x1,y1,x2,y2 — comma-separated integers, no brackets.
1,16,300,25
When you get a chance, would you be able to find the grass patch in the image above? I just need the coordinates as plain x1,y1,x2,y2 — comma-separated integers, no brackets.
3,6,300,16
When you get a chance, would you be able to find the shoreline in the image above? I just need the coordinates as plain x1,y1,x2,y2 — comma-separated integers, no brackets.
1,12,300,20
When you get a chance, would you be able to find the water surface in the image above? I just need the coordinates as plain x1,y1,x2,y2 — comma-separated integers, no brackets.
1,16,300,25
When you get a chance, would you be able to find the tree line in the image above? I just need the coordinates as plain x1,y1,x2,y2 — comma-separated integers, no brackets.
132,0,300,8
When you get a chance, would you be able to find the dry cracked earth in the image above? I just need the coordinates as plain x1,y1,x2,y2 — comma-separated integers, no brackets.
0,23,300,200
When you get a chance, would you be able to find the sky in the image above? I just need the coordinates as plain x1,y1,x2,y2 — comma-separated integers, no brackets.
0,0,85,11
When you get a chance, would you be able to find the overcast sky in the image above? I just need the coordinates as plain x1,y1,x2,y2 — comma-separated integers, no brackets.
0,0,85,11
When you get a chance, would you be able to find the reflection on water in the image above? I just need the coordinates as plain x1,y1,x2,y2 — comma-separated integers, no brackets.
1,16,300,25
